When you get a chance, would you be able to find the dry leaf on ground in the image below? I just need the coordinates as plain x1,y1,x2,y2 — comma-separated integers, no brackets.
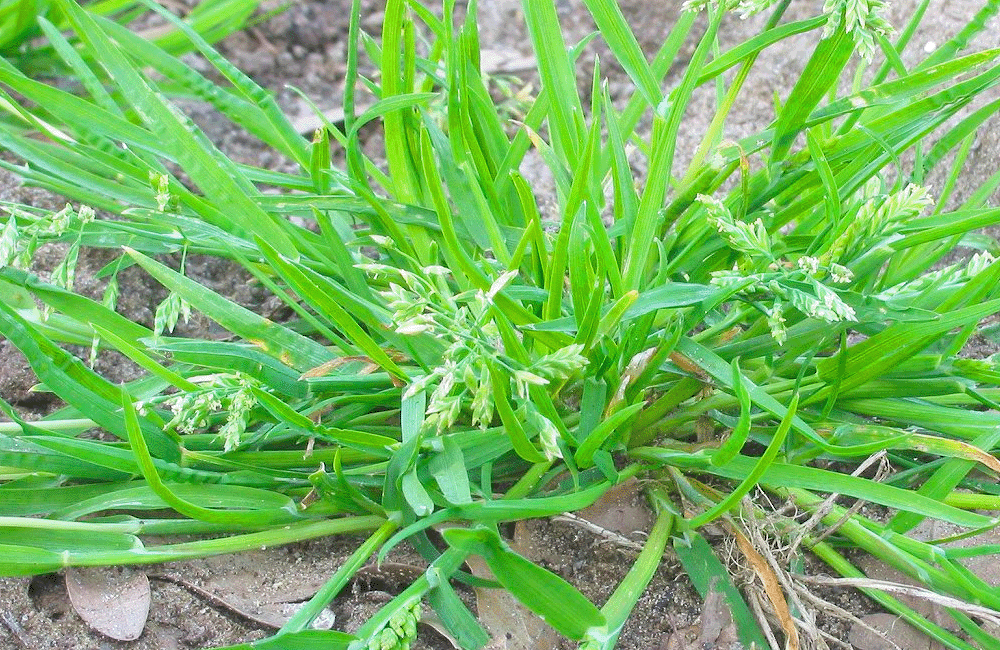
575,477,654,540
65,567,150,641
659,583,739,650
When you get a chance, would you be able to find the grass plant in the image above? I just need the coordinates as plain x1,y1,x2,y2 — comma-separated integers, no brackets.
3,0,1000,648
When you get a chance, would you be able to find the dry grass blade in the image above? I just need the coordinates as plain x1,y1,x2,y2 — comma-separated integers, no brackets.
731,522,800,650
797,575,1000,628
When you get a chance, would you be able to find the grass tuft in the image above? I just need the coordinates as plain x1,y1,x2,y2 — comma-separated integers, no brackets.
3,0,1000,648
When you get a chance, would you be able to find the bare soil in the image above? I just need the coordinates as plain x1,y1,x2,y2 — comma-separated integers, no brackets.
2,1,999,649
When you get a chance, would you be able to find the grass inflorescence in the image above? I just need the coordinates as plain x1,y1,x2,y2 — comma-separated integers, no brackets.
3,0,1000,648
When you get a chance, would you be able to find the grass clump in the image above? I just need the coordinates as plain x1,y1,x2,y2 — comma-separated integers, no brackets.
3,0,1000,648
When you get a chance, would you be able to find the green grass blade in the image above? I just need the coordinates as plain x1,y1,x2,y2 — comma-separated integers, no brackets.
122,393,302,526
771,23,853,161
35,15,120,115
52,0,299,258
253,237,407,380
574,402,643,468
673,530,769,650
0,517,382,576
623,9,722,291
0,299,179,461
591,490,672,646
443,526,605,640
124,247,333,370
0,433,129,481
689,393,798,528
582,0,660,106
277,520,395,634
641,448,994,529
522,0,584,166
711,359,752,467
697,15,827,84
812,299,1000,404
132,0,309,167
0,267,151,344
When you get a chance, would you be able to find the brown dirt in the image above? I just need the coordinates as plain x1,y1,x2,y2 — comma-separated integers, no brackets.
2,1,999,649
